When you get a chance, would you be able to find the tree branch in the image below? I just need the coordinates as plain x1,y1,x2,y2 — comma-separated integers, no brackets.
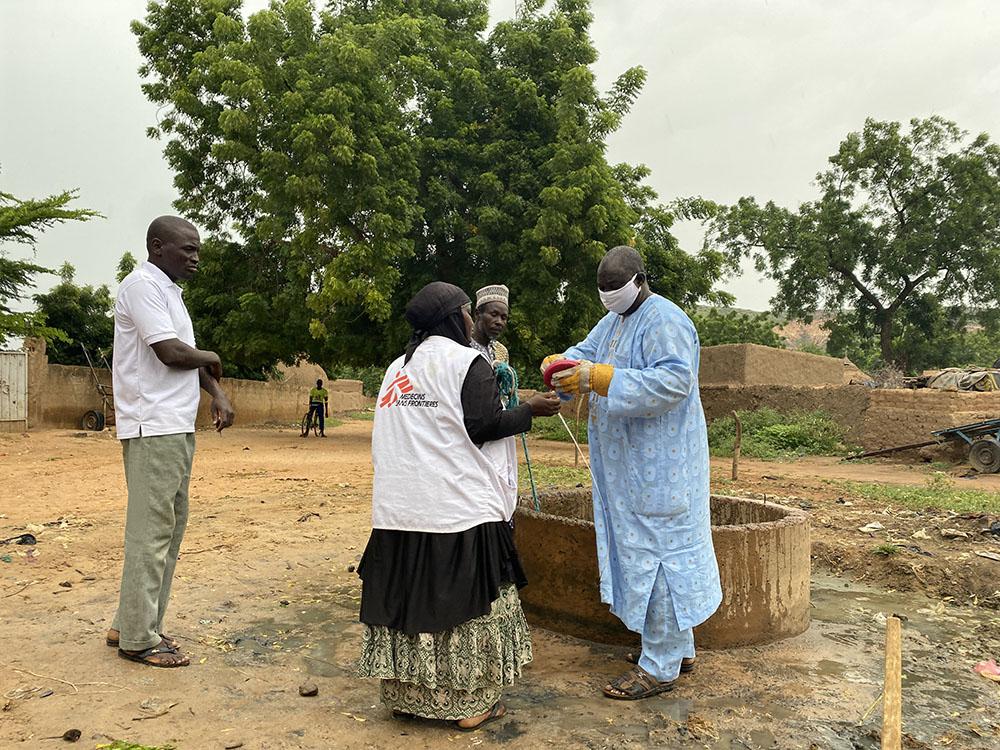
832,263,885,311
887,269,937,312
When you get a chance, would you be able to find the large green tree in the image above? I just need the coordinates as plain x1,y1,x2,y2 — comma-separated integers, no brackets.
685,117,1000,368
0,180,100,346
692,308,784,349
133,0,422,370
32,263,114,366
135,0,727,373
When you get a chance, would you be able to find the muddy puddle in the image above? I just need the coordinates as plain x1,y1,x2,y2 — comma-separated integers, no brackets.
221,574,999,749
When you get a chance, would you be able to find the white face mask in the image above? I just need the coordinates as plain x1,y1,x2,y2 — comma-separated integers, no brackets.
599,274,640,314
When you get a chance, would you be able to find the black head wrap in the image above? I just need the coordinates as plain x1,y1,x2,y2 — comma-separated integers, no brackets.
403,282,471,364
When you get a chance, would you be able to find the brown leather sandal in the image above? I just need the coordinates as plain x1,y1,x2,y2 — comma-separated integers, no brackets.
118,643,190,668
603,666,674,700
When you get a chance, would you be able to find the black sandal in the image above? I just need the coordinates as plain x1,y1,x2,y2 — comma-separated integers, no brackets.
603,666,674,700
118,643,190,668
454,702,506,732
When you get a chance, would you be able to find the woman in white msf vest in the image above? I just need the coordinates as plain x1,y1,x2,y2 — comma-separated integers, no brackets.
357,282,562,732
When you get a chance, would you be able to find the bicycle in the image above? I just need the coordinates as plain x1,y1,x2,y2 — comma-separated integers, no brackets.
300,408,320,437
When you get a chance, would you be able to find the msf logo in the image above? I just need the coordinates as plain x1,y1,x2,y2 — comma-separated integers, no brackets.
379,371,413,408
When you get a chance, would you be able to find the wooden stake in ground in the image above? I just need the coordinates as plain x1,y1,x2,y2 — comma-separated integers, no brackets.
882,615,902,750
731,411,742,481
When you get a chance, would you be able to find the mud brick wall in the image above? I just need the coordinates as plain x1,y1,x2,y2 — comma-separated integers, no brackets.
701,384,1000,451
24,341,370,430
700,385,870,442
861,389,1000,450
700,344,846,386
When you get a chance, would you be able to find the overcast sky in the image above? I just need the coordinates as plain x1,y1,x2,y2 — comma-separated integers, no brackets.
2,0,999,311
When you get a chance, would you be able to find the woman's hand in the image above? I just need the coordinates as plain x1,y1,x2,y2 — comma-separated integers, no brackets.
527,391,563,417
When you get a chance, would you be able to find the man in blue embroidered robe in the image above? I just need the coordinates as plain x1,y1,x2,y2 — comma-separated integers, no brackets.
545,245,722,700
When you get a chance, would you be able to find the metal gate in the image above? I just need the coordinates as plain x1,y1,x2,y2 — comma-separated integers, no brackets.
0,351,28,431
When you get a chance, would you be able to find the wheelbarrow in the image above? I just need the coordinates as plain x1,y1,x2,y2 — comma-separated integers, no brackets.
80,344,115,431
846,417,1000,473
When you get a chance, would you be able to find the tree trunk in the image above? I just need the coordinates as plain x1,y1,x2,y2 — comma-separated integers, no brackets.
879,312,895,366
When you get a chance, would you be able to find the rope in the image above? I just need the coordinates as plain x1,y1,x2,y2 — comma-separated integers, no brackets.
495,361,540,512
559,412,590,470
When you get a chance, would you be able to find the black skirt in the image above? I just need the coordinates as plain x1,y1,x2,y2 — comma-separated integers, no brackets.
358,520,527,635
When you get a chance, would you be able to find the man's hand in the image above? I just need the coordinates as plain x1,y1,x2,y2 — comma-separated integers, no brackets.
206,353,223,381
210,393,235,432
539,353,564,378
527,391,562,417
551,362,615,397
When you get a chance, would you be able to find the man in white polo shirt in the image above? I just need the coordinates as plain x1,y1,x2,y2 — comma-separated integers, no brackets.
106,215,234,668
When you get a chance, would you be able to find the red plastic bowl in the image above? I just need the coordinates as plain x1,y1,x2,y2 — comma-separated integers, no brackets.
543,359,580,388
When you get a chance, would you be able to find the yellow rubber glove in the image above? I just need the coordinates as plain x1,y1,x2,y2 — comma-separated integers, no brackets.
539,353,564,378
551,362,614,397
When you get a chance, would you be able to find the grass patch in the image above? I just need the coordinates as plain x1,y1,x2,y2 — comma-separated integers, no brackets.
529,413,588,444
840,474,1000,514
708,408,855,459
345,409,375,421
518,463,591,489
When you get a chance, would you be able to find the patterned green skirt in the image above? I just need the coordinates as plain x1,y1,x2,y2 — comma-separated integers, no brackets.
358,584,532,720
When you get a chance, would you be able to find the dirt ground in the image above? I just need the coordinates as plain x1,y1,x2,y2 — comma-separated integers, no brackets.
2,423,999,749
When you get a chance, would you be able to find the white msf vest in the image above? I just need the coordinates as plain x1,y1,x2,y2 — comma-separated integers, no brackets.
371,336,518,533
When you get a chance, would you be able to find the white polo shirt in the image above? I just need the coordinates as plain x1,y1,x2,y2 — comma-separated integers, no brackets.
112,262,200,439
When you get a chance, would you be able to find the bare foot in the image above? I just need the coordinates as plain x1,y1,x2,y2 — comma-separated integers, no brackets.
455,702,506,730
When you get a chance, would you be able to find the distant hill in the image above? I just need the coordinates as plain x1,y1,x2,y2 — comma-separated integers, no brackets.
693,305,832,352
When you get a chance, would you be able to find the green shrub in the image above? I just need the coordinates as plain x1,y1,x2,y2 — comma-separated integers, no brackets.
326,364,384,397
530,413,588,444
707,408,853,459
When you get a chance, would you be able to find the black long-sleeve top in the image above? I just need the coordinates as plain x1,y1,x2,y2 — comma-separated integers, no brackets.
461,356,532,444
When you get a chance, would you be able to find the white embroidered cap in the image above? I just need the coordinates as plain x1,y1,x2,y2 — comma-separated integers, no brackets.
476,284,509,308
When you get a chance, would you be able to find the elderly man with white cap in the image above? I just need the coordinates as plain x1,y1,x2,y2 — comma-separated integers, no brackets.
470,284,510,371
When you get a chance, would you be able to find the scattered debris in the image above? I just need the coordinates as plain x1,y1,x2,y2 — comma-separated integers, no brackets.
0,533,37,546
40,728,81,742
224,742,244,749
974,551,1000,562
859,522,885,533
298,682,319,697
347,565,356,573
940,529,969,540
297,512,320,523
279,599,290,606
132,698,179,721
911,529,931,540
58,581,72,588
973,660,1000,683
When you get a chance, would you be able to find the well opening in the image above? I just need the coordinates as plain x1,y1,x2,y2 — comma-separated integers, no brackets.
515,489,811,649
